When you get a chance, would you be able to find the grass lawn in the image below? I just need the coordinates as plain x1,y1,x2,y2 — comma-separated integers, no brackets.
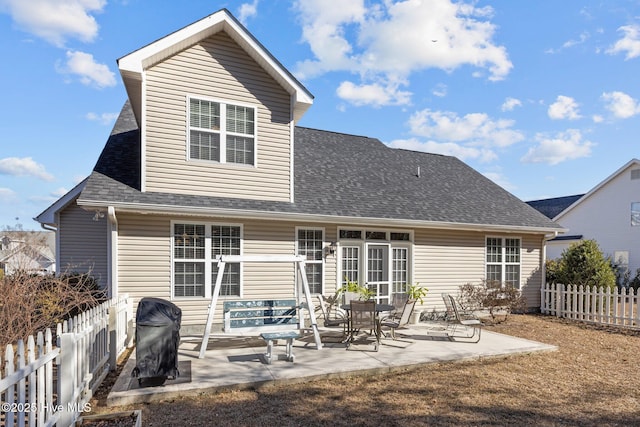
91,314,640,426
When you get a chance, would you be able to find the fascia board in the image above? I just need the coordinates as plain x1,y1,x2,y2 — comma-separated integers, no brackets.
77,199,565,235
554,158,640,221
34,178,88,225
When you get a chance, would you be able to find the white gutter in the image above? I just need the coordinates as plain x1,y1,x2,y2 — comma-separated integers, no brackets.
540,230,560,302
78,200,565,235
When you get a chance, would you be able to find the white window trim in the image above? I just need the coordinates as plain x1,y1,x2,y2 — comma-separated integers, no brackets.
485,235,522,288
170,220,244,300
295,226,325,295
339,244,361,288
186,94,258,167
336,227,413,291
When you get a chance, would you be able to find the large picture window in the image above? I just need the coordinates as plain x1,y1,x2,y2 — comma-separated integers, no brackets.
173,222,242,298
486,237,521,288
189,97,255,165
296,228,324,294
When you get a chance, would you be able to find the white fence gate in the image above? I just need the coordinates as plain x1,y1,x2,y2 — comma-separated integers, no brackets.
541,283,639,328
0,294,133,427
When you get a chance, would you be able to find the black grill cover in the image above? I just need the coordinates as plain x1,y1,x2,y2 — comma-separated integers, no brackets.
132,297,181,382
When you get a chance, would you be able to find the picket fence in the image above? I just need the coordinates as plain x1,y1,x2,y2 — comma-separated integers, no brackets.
541,282,639,328
0,294,133,427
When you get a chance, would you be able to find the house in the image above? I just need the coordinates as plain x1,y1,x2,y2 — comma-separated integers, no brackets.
0,231,55,275
527,158,640,281
36,9,562,333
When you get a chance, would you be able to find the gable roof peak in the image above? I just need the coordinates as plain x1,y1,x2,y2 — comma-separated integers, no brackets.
118,8,313,125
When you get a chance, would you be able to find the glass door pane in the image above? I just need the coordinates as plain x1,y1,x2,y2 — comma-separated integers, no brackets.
366,244,390,304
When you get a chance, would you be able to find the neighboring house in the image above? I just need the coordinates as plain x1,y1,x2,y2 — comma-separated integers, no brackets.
36,9,561,332
0,231,55,275
527,158,640,280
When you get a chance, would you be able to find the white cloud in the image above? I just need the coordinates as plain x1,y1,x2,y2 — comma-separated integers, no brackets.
0,188,17,200
548,95,581,120
51,187,69,197
607,25,640,60
336,80,411,107
521,129,594,165
387,138,496,162
562,31,589,49
0,0,106,47
407,109,524,148
86,111,119,125
293,0,512,106
238,0,259,25
601,91,640,119
0,157,54,181
501,97,522,112
58,50,116,88
432,83,447,98
592,114,604,123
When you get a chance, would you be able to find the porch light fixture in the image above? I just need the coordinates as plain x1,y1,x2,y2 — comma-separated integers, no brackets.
92,210,105,221
325,241,337,256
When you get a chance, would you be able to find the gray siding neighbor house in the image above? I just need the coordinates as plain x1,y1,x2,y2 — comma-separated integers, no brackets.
36,9,562,331
527,159,640,280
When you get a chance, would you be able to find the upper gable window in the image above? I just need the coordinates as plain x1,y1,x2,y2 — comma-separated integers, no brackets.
188,97,255,166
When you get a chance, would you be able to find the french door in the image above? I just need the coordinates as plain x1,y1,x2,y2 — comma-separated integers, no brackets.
365,243,390,304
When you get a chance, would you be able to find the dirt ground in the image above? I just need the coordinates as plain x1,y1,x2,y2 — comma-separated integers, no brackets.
90,314,640,426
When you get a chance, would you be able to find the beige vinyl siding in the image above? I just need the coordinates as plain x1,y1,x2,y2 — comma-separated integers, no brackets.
520,234,544,308
144,31,292,201
412,229,543,311
116,214,546,330
58,202,108,288
412,228,485,311
116,216,338,331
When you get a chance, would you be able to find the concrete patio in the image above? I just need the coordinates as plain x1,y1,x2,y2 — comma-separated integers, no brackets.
107,323,557,406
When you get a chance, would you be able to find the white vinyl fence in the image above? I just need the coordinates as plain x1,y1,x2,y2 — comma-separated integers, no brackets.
1,294,133,427
541,283,639,328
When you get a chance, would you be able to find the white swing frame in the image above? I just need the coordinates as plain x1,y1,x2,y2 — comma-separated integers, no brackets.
198,254,323,358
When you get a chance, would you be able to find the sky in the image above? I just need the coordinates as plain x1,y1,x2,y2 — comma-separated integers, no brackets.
1,0,640,231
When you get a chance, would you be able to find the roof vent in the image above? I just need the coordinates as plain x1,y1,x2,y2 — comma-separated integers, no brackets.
631,169,640,180
416,166,421,178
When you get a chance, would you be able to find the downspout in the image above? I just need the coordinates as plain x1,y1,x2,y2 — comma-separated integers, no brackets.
107,206,118,299
540,231,558,311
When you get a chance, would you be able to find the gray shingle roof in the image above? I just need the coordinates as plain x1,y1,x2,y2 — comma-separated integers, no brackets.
79,102,561,231
526,195,584,219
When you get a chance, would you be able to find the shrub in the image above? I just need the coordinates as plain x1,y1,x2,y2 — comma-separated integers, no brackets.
458,280,526,322
545,258,561,284
548,239,616,290
0,270,104,348
618,268,640,292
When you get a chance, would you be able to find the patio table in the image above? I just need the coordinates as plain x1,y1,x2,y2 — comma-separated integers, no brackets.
340,303,395,344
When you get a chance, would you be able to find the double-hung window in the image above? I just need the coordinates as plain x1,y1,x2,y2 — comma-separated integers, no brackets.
485,237,521,288
173,224,206,297
172,222,242,298
189,97,255,165
211,225,241,296
296,228,324,294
